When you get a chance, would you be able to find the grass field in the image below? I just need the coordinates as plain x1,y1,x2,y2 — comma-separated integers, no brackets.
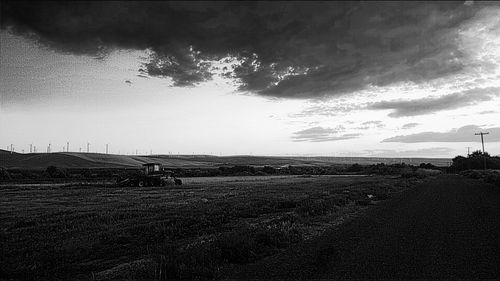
0,175,424,280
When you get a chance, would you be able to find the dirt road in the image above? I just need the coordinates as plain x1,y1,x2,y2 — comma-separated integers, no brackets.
226,175,500,279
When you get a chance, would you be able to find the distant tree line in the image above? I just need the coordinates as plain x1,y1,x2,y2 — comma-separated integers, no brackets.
0,167,139,183
1,162,445,183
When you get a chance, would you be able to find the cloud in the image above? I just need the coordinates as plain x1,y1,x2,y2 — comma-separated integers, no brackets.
356,120,385,130
289,103,364,118
2,1,496,98
382,125,500,143
478,110,497,114
368,87,500,117
402,123,420,129
292,126,360,142
365,147,454,157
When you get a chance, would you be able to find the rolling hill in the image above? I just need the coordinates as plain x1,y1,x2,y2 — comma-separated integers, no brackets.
0,150,452,169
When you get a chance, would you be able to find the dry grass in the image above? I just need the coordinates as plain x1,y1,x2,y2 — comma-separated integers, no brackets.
0,175,423,280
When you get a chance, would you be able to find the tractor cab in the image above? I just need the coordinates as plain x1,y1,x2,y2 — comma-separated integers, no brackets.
143,163,162,175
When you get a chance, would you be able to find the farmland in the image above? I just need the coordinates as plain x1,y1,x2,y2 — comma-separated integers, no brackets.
0,174,425,280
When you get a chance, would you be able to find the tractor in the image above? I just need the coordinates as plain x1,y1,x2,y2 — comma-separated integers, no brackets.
116,163,182,187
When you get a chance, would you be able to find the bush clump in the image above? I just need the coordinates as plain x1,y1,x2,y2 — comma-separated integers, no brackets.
0,168,12,180
451,151,500,172
460,170,500,188
296,196,345,216
45,166,67,178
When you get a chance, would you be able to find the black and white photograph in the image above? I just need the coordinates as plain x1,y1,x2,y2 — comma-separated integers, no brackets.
1,1,500,280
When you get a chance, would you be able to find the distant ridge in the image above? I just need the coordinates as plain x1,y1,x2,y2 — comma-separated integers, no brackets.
0,149,452,169
0,149,18,155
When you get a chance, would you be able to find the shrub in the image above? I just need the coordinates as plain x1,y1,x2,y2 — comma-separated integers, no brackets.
347,163,363,173
296,198,340,216
400,167,418,178
45,166,67,178
451,152,500,172
461,170,500,188
0,168,12,180
262,166,276,174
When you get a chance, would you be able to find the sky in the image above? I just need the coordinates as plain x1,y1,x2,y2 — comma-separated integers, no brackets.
1,1,500,157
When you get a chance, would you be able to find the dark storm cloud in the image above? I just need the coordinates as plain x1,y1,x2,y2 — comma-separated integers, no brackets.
292,126,360,142
1,1,492,98
382,125,500,143
368,87,500,117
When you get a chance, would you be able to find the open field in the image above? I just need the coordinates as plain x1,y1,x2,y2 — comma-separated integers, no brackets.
0,175,425,280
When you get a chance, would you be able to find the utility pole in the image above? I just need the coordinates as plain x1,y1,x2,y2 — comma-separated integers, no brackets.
106,144,109,154
30,143,33,153
67,141,70,152
10,144,13,154
475,132,489,170
475,132,489,154
466,146,471,157
87,142,90,153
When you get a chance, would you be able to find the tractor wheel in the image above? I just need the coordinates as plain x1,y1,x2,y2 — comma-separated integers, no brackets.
138,181,145,187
